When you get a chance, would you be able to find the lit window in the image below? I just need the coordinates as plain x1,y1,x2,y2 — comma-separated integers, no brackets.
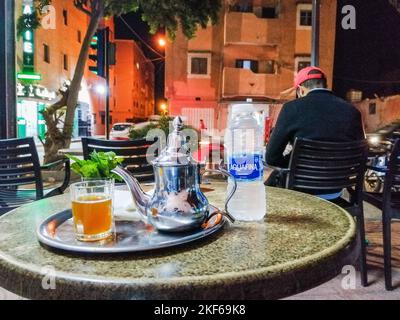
236,59,259,73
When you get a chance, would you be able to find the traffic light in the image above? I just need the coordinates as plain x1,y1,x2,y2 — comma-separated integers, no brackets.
88,30,106,78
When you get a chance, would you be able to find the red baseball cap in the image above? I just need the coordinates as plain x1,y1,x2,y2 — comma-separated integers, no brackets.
294,66,327,88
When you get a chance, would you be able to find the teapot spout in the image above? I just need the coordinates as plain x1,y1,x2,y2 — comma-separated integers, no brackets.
112,166,151,216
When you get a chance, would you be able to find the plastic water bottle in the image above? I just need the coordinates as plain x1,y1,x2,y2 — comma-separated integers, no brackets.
226,104,266,221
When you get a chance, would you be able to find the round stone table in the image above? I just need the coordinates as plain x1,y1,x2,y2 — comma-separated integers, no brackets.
0,185,358,300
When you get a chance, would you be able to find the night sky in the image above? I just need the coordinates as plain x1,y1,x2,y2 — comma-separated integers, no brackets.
334,0,400,98
114,12,165,106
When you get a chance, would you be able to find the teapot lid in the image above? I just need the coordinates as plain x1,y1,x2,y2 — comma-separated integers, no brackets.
153,117,197,166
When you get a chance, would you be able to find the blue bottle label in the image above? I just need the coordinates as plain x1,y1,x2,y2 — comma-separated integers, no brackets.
228,154,263,182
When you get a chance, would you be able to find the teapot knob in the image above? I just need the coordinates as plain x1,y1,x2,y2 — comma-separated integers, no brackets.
173,116,184,131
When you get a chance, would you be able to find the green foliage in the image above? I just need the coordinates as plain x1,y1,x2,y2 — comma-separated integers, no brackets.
21,0,222,39
67,151,124,181
128,115,198,140
128,122,159,140
157,114,174,135
139,0,222,39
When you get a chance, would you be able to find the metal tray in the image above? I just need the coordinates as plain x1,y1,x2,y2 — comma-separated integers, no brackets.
36,205,226,254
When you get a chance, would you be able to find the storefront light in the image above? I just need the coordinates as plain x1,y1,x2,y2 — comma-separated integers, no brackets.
95,84,107,95
23,4,32,14
17,73,42,81
25,30,32,41
23,42,33,53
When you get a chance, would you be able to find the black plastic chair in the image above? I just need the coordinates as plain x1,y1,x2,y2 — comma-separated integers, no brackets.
82,137,158,183
364,138,400,290
283,138,369,287
0,137,70,215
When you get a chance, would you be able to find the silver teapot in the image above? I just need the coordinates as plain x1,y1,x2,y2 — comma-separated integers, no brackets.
113,117,237,232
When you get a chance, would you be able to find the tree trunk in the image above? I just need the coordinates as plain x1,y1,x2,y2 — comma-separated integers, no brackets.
43,0,104,163
42,89,69,164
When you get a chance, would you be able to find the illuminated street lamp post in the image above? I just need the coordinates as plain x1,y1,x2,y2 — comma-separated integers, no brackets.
160,102,168,115
158,37,166,48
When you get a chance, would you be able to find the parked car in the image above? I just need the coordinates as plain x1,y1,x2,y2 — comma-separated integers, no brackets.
110,123,134,140
364,120,400,193
132,116,161,130
110,116,163,140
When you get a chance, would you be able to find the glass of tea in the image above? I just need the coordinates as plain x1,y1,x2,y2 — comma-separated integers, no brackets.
70,180,114,242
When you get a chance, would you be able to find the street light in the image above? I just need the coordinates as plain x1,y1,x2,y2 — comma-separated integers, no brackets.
157,37,166,48
160,102,168,114
95,84,106,95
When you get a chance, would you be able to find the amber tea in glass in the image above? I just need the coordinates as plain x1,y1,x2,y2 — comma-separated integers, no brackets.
70,180,114,242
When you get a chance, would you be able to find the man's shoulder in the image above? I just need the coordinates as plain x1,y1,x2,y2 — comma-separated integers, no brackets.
306,91,360,112
330,95,361,114
282,99,301,111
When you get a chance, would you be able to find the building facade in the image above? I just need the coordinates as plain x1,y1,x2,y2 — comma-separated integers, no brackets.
15,0,100,139
165,0,337,132
15,0,154,140
353,95,400,133
112,40,155,123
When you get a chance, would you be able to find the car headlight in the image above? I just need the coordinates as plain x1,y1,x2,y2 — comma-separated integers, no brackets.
368,136,381,145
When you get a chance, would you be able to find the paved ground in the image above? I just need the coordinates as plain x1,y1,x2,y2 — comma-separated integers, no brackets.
36,139,83,164
287,219,400,300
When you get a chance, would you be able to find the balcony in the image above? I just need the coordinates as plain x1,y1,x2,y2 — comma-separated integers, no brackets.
224,12,280,46
222,67,293,99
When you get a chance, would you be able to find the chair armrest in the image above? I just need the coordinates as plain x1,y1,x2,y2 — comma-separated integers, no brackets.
263,162,290,188
40,158,69,170
42,158,71,198
264,162,290,174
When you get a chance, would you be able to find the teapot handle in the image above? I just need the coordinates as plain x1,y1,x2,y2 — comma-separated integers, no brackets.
200,165,237,223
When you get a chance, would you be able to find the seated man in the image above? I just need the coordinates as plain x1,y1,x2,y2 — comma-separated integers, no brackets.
265,66,365,199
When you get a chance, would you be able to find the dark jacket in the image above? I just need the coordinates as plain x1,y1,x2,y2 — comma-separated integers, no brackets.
265,89,365,167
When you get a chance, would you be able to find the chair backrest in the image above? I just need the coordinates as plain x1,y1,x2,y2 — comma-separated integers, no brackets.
0,137,43,199
81,137,158,182
382,139,400,206
287,138,368,196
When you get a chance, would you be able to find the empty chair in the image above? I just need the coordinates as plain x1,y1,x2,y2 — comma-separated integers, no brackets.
284,138,369,287
0,137,70,215
364,138,400,290
81,137,158,183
